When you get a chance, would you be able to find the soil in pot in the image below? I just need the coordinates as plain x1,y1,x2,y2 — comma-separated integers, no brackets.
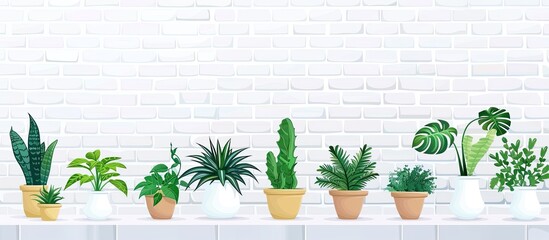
38,204,61,221
20,185,44,218
391,192,428,220
329,190,368,219
146,195,176,219
264,188,306,219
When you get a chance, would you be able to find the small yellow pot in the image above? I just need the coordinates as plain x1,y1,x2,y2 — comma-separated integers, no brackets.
264,188,306,219
38,204,62,221
20,185,45,218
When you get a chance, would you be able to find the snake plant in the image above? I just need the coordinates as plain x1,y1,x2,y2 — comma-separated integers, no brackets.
10,114,58,185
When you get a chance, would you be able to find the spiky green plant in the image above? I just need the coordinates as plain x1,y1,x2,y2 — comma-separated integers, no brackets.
315,145,378,191
266,118,298,189
10,114,58,185
386,165,436,194
182,139,259,194
33,185,64,204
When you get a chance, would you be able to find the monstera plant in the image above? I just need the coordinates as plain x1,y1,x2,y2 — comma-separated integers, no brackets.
412,107,511,219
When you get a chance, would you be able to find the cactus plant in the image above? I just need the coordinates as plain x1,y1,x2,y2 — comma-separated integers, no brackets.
266,118,298,189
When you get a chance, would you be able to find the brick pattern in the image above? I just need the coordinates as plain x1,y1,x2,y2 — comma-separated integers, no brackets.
0,0,548,217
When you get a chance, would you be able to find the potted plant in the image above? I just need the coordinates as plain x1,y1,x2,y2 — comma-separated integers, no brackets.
64,150,128,220
264,118,306,220
316,144,378,220
182,139,259,219
490,137,549,220
387,165,436,220
412,107,511,219
10,114,58,217
34,185,63,221
135,143,188,219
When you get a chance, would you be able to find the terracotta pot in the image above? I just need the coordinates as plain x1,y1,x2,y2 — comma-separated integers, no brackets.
145,195,176,219
264,188,306,219
20,185,44,218
329,190,368,219
38,204,61,221
391,192,428,220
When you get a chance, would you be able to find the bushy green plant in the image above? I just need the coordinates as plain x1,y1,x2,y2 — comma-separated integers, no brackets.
182,139,259,194
64,150,128,195
490,137,549,192
315,145,378,191
135,144,189,206
34,185,63,204
10,114,58,185
413,107,511,176
266,118,298,189
386,165,436,194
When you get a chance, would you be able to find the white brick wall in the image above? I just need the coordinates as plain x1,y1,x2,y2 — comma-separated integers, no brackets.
0,0,548,217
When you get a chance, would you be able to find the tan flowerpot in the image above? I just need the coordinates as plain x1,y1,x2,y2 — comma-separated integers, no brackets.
329,190,368,219
145,195,176,219
264,188,306,219
38,204,61,221
20,185,44,218
391,192,428,220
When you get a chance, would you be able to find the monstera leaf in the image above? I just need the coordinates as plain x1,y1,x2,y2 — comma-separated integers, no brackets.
478,107,511,136
463,129,496,176
413,120,458,155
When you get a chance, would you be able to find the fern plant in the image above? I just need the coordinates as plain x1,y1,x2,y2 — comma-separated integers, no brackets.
386,165,436,194
33,185,63,204
315,145,378,191
266,118,298,189
182,139,260,194
10,114,58,185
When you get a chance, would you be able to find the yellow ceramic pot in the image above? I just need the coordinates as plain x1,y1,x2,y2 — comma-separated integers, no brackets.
38,204,62,221
20,185,44,218
264,188,306,219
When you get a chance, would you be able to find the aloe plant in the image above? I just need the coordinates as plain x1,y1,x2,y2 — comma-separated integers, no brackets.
413,107,511,176
266,118,298,189
315,145,378,191
34,186,64,204
10,114,58,185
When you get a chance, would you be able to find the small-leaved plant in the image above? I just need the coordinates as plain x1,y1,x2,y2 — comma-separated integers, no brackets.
135,144,189,206
266,118,298,189
316,145,378,191
386,165,436,194
34,185,63,204
490,137,549,192
64,150,128,195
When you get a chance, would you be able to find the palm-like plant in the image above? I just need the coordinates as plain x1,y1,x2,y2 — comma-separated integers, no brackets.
316,145,378,191
34,186,63,204
182,139,259,194
413,107,511,176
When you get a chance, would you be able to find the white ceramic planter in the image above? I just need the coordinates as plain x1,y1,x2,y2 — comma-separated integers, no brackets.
450,176,485,219
510,187,540,221
83,192,112,220
202,182,240,219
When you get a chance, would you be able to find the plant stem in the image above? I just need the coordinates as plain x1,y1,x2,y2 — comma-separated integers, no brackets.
460,118,480,176
453,143,465,176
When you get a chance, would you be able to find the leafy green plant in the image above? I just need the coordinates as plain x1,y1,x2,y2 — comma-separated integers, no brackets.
413,107,511,176
135,144,189,206
64,150,128,195
34,185,64,204
315,145,378,191
10,114,58,185
266,118,298,189
490,137,549,192
182,139,259,194
386,165,436,194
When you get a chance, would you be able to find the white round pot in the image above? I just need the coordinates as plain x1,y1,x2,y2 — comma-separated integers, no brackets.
510,187,540,220
202,182,240,219
450,176,485,219
83,192,112,220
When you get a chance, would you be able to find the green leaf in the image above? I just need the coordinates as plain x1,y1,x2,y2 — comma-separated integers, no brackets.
150,164,169,173
478,107,511,136
85,152,95,160
413,120,458,155
64,173,81,190
139,184,158,198
464,129,496,176
134,181,147,190
109,179,128,196
161,184,179,203
79,175,94,185
93,150,101,160
68,158,90,169
9,128,32,185
179,180,188,187
266,151,279,188
39,140,57,185
153,192,162,206
27,114,42,185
